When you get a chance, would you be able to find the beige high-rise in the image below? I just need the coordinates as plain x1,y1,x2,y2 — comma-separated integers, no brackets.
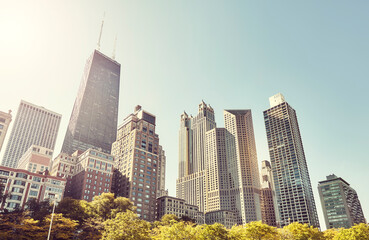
177,103,261,225
0,110,12,153
111,105,165,222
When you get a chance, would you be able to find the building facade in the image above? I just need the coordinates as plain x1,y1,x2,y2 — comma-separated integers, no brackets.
17,145,53,173
62,50,120,155
0,166,65,211
1,100,61,168
0,110,12,153
318,174,366,229
177,101,216,213
157,195,204,224
260,160,279,227
263,93,319,227
50,149,113,201
111,106,164,222
177,102,261,225
205,210,238,229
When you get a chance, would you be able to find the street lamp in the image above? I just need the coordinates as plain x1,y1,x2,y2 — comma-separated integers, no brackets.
47,194,58,240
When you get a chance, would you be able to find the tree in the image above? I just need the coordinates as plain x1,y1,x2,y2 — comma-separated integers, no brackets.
42,213,78,240
195,223,229,240
228,221,279,240
55,197,89,224
323,228,340,240
0,181,7,209
152,220,197,240
280,222,323,240
0,212,43,239
102,210,151,240
89,193,135,221
25,198,52,223
334,223,369,240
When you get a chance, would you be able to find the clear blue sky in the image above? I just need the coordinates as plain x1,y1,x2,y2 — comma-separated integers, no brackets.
0,1,368,229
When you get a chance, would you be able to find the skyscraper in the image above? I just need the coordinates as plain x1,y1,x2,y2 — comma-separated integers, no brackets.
0,110,12,153
1,100,61,168
62,49,120,155
318,174,366,229
223,110,261,224
263,93,319,227
260,160,279,227
177,102,261,224
111,105,164,222
177,101,216,213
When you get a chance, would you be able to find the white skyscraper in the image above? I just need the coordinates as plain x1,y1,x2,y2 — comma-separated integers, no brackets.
1,100,61,168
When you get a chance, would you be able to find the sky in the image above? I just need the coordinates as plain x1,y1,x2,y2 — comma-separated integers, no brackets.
0,0,368,230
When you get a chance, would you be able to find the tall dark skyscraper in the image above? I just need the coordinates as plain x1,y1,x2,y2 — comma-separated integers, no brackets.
62,50,120,154
264,93,319,227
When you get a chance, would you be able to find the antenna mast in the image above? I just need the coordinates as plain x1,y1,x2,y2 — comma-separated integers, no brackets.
97,13,105,51
112,35,117,60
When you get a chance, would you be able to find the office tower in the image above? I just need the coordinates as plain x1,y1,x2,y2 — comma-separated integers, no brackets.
177,102,261,225
260,160,279,227
1,100,61,168
264,93,319,227
62,49,120,155
17,145,53,173
156,145,167,198
0,110,12,152
0,166,65,211
50,149,113,201
318,174,366,229
112,105,162,222
177,101,216,213
223,110,261,223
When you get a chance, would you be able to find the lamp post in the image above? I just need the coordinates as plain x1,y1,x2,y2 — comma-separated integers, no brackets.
47,194,58,240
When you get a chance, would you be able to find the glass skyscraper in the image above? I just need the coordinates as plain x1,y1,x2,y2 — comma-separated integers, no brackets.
263,93,319,227
318,174,366,229
62,50,120,155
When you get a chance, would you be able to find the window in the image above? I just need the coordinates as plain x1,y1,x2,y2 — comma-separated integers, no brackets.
0,124,3,129
15,173,27,179
14,180,26,186
29,190,38,197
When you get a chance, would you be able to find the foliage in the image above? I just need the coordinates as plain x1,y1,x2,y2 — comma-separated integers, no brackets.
280,222,323,240
0,212,43,239
323,228,340,240
102,210,151,240
42,213,79,240
333,223,369,240
25,198,52,223
229,221,279,240
195,223,229,240
152,220,198,240
55,197,89,224
89,192,135,221
76,217,104,240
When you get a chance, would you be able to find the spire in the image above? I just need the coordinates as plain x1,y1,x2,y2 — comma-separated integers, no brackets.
112,35,117,60
97,13,105,51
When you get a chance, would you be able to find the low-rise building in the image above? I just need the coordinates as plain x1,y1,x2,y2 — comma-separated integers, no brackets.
50,148,114,201
0,166,65,211
17,145,53,173
205,210,237,229
157,195,204,224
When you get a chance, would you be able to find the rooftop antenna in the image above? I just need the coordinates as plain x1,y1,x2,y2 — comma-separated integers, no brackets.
112,35,117,60
97,12,105,51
